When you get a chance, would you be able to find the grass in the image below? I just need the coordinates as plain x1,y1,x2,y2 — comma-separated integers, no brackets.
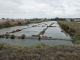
0,43,80,60
58,21,80,32
58,21,80,27
0,20,48,29
58,21,80,44
0,43,77,50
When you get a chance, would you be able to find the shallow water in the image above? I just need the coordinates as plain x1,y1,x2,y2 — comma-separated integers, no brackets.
0,26,27,34
0,38,73,45
40,21,71,39
0,21,73,45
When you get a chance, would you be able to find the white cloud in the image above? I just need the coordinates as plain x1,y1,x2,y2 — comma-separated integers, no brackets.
0,0,80,19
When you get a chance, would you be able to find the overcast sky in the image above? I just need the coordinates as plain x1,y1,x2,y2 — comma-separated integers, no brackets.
0,0,80,19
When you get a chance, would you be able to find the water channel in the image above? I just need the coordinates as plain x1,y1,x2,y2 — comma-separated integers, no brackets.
0,21,73,45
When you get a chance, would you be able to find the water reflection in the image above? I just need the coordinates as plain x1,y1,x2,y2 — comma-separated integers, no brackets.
0,21,73,45
0,38,73,45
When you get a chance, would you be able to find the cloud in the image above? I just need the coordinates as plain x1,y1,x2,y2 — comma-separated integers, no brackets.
0,0,80,19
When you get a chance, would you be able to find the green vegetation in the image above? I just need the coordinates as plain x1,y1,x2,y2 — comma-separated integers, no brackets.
58,21,75,37
21,34,25,39
58,21,80,27
17,21,22,25
25,21,31,24
70,19,74,22
5,34,10,36
38,35,41,40
73,30,80,44
0,21,13,28
4,21,13,27
41,32,44,35
74,30,80,40
58,21,80,44
11,19,15,22
0,24,3,29
42,36,45,37
0,43,80,60
49,37,52,38
31,35,36,37
50,17,65,21
0,20,48,29
0,43,7,50
10,35,15,39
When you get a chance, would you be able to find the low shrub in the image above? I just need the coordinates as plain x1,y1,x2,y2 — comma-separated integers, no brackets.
49,37,52,38
25,21,31,24
5,34,10,36
4,22,12,27
69,27,75,32
31,35,35,37
21,34,25,39
10,35,15,39
58,21,76,37
74,30,80,40
11,19,15,22
38,35,41,40
41,33,44,35
61,24,69,31
17,22,22,25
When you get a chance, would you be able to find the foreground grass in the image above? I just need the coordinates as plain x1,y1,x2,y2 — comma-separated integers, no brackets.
0,43,80,60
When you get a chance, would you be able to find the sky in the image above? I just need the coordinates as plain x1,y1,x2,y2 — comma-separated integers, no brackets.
0,0,80,19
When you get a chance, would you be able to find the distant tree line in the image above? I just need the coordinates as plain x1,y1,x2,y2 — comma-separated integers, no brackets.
70,19,74,22
50,17,66,21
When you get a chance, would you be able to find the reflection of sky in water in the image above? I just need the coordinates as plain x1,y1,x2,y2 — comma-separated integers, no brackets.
0,21,71,39
10,27,45,36
0,26,27,34
0,21,73,45
0,38,73,45
40,21,71,39
41,27,71,39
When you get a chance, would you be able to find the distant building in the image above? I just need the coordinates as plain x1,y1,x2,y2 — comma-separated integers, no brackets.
74,19,80,22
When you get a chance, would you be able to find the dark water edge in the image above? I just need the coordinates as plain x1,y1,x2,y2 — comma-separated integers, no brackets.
0,38,73,45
